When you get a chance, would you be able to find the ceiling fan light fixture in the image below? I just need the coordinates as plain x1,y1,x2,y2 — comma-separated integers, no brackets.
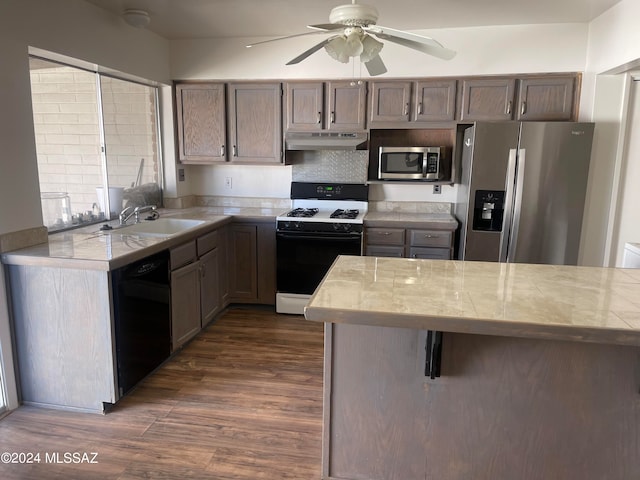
325,36,350,63
325,28,369,64
122,9,151,28
360,34,383,63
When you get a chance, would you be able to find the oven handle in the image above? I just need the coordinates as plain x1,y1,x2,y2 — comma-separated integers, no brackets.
276,232,362,241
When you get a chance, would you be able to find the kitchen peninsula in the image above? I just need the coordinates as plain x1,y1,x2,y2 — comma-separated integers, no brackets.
305,255,640,480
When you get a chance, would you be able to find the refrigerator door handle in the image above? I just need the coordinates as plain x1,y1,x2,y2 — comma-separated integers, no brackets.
507,149,526,263
500,148,518,262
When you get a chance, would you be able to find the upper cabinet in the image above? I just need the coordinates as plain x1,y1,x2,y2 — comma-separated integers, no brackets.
459,78,516,122
515,76,575,121
460,75,578,122
285,81,366,132
285,82,324,131
175,83,226,164
369,80,457,126
227,83,283,164
175,74,580,166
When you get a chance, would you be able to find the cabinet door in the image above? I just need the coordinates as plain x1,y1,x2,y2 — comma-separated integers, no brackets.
369,81,412,124
228,224,258,301
256,222,276,305
365,245,405,257
171,261,201,350
516,76,575,121
414,80,457,122
227,83,283,164
327,81,367,131
407,246,451,260
218,226,230,307
285,82,324,131
459,78,516,121
408,229,453,248
175,83,226,163
199,248,220,326
365,228,405,246
326,323,428,479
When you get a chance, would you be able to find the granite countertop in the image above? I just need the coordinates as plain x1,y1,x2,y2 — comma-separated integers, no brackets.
304,255,640,347
364,212,458,230
1,207,284,271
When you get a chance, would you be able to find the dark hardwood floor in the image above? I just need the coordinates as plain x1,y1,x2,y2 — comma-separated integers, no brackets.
0,307,324,479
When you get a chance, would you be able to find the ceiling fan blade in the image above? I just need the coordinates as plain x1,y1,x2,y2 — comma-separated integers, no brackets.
307,23,345,32
246,30,328,48
364,54,387,76
365,25,456,60
286,36,337,65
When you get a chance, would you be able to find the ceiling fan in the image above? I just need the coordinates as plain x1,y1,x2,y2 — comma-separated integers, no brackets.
246,0,456,76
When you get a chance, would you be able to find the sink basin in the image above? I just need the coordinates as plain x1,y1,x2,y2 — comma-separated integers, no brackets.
117,218,206,237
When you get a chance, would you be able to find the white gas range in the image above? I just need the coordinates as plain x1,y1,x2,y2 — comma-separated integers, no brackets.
276,182,369,314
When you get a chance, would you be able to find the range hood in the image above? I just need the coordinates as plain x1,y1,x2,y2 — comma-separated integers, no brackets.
285,132,368,151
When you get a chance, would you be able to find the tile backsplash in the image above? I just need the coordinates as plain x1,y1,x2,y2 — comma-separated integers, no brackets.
290,151,368,184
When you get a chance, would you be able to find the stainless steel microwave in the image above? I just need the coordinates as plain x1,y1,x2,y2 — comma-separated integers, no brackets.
378,146,443,181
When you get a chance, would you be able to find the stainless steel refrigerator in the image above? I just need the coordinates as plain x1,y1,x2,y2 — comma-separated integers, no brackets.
454,121,594,265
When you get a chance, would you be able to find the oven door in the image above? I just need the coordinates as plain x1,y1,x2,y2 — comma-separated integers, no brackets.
276,231,362,295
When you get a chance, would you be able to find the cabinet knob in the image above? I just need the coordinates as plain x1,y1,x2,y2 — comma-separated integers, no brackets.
220,145,226,157
506,100,513,115
404,103,409,116
521,101,527,115
317,112,322,124
330,111,335,123
417,103,423,115
232,145,237,157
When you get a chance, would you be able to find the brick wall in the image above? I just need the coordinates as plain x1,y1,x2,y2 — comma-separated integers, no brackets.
29,62,159,226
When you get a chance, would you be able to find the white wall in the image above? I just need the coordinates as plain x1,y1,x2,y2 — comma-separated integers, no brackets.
580,0,640,266
171,24,588,79
610,79,640,266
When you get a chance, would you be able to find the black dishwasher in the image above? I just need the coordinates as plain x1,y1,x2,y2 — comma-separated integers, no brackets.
112,250,171,397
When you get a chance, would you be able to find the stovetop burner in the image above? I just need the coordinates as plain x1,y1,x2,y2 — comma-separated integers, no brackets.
286,208,319,218
330,209,359,219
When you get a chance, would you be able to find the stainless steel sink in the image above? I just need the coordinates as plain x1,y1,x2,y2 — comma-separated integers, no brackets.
116,218,206,237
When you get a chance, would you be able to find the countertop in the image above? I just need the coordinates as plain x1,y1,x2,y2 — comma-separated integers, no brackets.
0,207,283,271
1,208,457,271
304,255,640,347
364,212,458,230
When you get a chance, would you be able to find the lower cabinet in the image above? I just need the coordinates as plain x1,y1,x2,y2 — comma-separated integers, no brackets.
228,220,276,304
170,229,222,351
365,226,454,259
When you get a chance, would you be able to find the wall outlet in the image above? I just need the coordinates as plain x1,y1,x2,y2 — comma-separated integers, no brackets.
178,168,185,182
433,185,442,194
224,177,232,189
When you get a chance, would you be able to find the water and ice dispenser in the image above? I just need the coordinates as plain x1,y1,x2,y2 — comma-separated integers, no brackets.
472,190,505,231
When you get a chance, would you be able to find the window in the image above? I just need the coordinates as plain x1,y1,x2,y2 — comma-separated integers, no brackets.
29,57,162,232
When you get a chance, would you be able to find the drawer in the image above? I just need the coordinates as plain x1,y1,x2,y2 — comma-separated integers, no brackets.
170,240,197,270
365,245,405,258
197,229,218,256
409,229,452,248
408,247,451,260
365,228,405,246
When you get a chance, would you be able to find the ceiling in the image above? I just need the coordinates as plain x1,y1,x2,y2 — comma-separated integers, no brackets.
83,0,622,40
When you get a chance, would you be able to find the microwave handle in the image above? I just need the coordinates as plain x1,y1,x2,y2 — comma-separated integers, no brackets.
422,153,428,178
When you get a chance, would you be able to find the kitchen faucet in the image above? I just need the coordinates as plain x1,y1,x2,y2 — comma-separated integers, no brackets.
119,205,157,225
